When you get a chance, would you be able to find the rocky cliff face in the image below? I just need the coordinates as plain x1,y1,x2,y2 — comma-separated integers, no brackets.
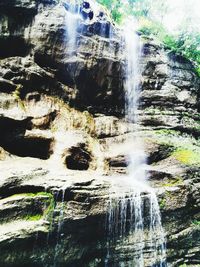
0,1,200,267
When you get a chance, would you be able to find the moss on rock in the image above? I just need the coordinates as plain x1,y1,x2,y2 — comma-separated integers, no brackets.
1,192,55,223
172,149,200,166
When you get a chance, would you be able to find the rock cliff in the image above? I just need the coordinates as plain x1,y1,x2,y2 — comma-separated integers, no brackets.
0,0,200,267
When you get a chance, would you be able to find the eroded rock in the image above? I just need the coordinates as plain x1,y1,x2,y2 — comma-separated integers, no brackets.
0,0,200,266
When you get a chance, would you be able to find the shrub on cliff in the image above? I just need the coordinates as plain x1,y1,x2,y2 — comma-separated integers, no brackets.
97,0,200,76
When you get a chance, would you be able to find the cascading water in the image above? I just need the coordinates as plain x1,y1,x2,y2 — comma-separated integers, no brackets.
53,189,66,267
50,1,166,266
105,20,167,267
64,0,82,55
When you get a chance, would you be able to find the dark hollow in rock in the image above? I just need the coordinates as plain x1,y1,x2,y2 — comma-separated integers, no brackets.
141,117,168,127
0,78,17,93
26,92,41,102
0,8,37,37
172,125,200,139
98,11,104,18
0,184,46,200
147,143,175,164
0,231,49,267
168,51,193,65
0,37,32,59
108,155,128,168
0,116,53,159
81,9,94,21
81,2,93,20
65,144,92,170
0,136,53,160
0,116,31,136
74,62,125,116
83,1,90,9
148,170,174,182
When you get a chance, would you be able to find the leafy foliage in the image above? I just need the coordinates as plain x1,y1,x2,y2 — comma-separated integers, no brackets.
192,220,200,226
97,0,200,75
163,32,200,76
97,0,124,23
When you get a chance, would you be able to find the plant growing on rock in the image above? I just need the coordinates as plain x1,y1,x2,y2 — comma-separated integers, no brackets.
172,149,200,166
12,84,25,110
192,220,200,226
98,0,200,76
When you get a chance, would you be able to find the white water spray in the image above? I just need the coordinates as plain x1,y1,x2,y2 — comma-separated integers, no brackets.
105,19,167,267
64,0,81,54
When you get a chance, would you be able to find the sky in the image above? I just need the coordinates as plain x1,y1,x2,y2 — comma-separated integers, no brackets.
162,0,200,33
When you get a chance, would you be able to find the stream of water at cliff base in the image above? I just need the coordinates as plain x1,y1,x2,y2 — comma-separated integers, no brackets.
105,20,167,267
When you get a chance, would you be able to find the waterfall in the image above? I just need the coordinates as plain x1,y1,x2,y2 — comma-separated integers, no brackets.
53,189,66,267
105,19,167,267
57,2,166,266
64,0,81,55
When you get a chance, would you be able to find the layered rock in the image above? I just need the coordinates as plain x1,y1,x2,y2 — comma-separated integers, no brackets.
0,0,200,267
0,0,124,116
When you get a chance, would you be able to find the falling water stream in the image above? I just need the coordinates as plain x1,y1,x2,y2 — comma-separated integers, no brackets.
64,0,81,54
50,2,166,266
105,20,167,267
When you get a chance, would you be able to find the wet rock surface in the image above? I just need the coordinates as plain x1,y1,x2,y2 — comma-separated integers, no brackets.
0,0,200,267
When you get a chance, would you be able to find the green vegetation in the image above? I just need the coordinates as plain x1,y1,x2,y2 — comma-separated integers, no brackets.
24,214,43,221
139,20,200,76
142,133,200,178
192,220,200,226
43,193,55,221
12,84,22,99
97,0,168,23
7,192,53,199
162,32,200,76
159,198,166,209
172,149,200,166
24,192,55,221
162,177,183,187
6,192,55,222
155,129,182,137
151,128,200,166
97,0,123,23
154,128,200,147
97,0,200,76
12,84,25,110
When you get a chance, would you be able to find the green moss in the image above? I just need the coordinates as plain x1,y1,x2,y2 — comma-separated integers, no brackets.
162,177,183,187
192,220,200,226
26,192,53,198
43,194,55,221
144,107,164,115
6,192,55,223
12,84,26,111
24,198,54,222
159,198,166,209
151,129,200,166
24,214,43,221
172,149,200,165
179,264,187,267
7,192,53,200
155,129,181,137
